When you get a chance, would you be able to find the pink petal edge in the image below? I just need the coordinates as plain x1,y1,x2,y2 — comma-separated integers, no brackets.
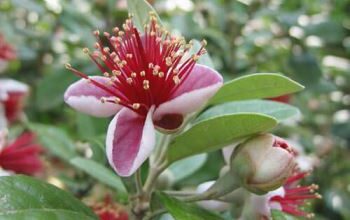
106,107,156,177
64,76,121,117
153,64,223,121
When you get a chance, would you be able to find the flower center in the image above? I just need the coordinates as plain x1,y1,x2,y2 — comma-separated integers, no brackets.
65,13,206,116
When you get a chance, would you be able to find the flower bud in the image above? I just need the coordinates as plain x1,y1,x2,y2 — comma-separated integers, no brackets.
230,134,296,194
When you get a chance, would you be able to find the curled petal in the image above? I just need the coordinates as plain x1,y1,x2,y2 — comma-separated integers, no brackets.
153,64,223,130
106,107,155,177
64,76,121,117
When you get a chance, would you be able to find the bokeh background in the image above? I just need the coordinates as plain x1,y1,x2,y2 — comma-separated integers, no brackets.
0,0,349,219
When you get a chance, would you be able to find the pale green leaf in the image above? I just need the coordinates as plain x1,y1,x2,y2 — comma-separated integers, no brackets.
157,192,223,220
208,73,304,105
70,157,126,194
166,113,277,163
197,100,300,123
0,175,97,219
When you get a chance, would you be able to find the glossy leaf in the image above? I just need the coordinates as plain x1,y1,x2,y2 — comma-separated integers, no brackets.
169,154,208,183
28,123,76,161
0,175,97,219
166,113,277,163
0,209,95,220
36,70,76,111
127,0,162,30
70,157,126,194
271,209,296,220
156,192,223,220
197,100,300,123
208,74,304,105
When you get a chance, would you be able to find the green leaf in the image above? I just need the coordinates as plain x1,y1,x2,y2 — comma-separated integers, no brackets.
0,209,96,220
127,0,162,31
28,123,76,161
156,192,223,220
0,175,97,219
197,100,300,123
36,70,76,111
288,52,322,87
76,113,96,139
208,74,304,105
87,136,107,163
271,209,297,220
166,113,277,163
70,157,126,194
169,154,208,183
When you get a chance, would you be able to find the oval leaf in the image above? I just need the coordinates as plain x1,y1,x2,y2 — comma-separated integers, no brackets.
197,100,300,123
166,113,278,163
208,73,304,105
0,175,97,219
156,192,223,220
0,209,96,220
70,157,127,194
28,123,76,161
127,0,162,31
169,154,208,183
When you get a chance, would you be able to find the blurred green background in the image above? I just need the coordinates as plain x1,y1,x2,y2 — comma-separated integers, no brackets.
0,0,349,219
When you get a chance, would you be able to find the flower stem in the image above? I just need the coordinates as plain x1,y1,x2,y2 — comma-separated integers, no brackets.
135,169,143,195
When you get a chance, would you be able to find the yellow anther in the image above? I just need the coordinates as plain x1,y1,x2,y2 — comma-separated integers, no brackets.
126,53,133,59
148,63,154,69
93,30,100,36
140,71,146,77
118,31,125,36
165,57,172,66
114,97,121,103
131,72,137,78
192,54,200,61
201,39,207,46
113,27,119,33
122,60,127,65
158,72,164,78
132,103,140,109
112,70,121,76
65,63,72,69
126,78,133,84
94,42,100,49
173,75,181,84
103,32,110,37
103,72,110,77
83,48,90,54
103,47,110,53
143,80,150,90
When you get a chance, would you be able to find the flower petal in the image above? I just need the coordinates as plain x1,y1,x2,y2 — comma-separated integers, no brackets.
64,76,121,117
106,107,156,176
250,187,285,217
153,64,223,129
0,79,29,100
